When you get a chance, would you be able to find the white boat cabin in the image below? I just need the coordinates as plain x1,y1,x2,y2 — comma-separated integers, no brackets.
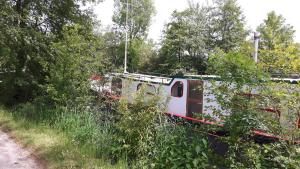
91,73,300,127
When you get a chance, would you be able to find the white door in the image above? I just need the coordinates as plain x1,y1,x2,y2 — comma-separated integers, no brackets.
167,79,187,116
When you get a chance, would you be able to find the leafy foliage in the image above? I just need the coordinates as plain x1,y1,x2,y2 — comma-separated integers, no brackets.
257,11,295,50
150,0,248,74
0,0,96,105
154,2,210,74
0,0,299,168
208,51,300,168
208,51,268,83
112,85,163,164
150,124,210,169
259,43,300,75
111,0,156,72
42,25,100,107
208,0,248,52
256,11,299,76
113,0,155,40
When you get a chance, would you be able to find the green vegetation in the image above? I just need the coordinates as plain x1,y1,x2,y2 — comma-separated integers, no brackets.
0,0,98,105
110,0,156,72
257,11,300,75
0,0,299,168
146,0,248,74
207,52,300,168
0,106,126,168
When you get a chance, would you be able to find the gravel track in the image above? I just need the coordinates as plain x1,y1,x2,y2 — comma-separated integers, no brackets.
0,130,42,169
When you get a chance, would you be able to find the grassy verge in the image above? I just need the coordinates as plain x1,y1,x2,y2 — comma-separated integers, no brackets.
0,107,126,169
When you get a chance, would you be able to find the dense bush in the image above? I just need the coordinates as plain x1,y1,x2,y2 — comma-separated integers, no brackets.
8,102,114,160
103,86,214,168
150,124,210,169
110,85,164,165
207,51,300,168
4,51,299,169
4,82,300,169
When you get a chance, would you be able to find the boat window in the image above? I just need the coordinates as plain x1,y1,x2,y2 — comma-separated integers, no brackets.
111,77,122,95
171,81,183,97
137,83,143,91
187,80,203,116
188,81,203,100
137,83,156,95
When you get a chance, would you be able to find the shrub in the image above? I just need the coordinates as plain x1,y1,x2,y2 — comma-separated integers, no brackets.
112,85,164,164
208,51,300,168
150,123,210,169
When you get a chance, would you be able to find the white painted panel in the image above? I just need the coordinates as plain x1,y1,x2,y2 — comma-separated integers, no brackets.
121,79,166,104
202,80,229,120
121,79,140,103
166,79,187,116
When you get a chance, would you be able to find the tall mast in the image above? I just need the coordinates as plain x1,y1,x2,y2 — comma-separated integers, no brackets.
253,32,260,63
124,0,129,73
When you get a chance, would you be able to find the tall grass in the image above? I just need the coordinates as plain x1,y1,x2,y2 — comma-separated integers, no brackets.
2,90,299,169
0,106,126,168
0,102,124,168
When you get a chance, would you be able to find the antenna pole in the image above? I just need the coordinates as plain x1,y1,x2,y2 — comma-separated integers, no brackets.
253,32,260,63
124,0,129,73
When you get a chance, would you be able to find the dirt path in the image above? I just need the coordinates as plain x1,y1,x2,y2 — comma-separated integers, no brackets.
0,130,42,169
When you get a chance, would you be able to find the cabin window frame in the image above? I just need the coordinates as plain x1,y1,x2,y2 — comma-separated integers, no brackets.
171,81,184,98
137,83,157,95
111,77,122,96
186,80,203,117
137,83,142,91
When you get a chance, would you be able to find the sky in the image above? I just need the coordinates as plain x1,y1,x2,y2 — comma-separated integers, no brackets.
94,0,300,43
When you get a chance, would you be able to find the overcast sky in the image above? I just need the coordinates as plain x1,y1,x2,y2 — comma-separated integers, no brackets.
94,0,300,43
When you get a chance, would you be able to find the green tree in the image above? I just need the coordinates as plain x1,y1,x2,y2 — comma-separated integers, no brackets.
257,12,299,75
0,0,97,105
112,0,155,72
151,0,248,74
257,11,295,50
43,25,100,107
113,85,163,164
208,0,248,52
99,30,157,73
113,0,155,40
208,51,300,168
154,2,211,74
259,44,300,75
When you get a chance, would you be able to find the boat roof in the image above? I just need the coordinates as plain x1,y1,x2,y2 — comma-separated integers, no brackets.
185,74,300,83
110,73,300,84
112,73,173,85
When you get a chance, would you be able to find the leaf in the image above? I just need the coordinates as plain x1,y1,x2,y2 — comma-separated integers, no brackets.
195,145,201,154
